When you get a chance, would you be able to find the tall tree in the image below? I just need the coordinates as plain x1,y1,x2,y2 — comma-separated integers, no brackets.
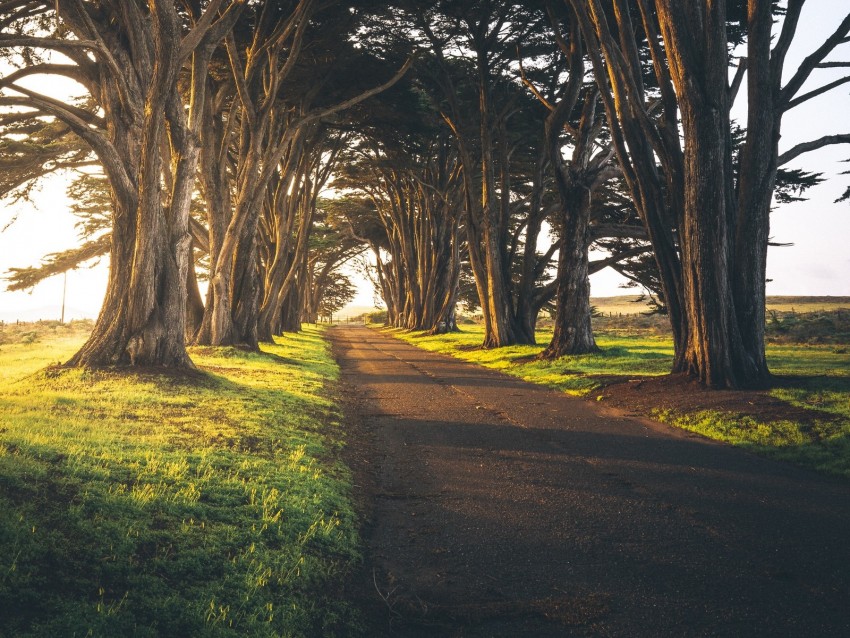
412,0,560,347
193,0,412,347
0,0,242,367
335,120,464,333
522,5,611,357
568,0,850,388
256,126,345,340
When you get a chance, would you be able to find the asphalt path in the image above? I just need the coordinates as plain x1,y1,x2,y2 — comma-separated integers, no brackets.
331,326,850,637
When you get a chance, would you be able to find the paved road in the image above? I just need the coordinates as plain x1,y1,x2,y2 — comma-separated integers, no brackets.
331,326,850,637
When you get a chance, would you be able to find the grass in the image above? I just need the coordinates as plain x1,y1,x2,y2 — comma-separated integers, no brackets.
0,320,95,383
0,324,360,637
383,323,850,478
651,401,850,478
384,327,673,395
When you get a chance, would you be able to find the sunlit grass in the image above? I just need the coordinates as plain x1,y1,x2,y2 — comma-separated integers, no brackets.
386,324,850,477
0,324,360,636
763,297,850,313
0,320,93,382
389,327,673,395
651,406,850,478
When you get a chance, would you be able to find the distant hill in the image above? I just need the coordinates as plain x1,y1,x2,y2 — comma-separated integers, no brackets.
763,296,850,312
591,295,850,316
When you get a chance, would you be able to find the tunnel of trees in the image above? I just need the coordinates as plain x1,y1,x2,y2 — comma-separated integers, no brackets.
1,0,849,389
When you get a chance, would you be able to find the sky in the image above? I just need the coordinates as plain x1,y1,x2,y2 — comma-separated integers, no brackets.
1,0,849,322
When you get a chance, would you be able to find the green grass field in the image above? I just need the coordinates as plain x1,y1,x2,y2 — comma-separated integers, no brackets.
386,325,850,478
0,323,360,637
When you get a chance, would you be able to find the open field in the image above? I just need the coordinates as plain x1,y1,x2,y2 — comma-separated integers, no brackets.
588,295,850,316
0,324,360,637
386,323,850,478
0,320,95,382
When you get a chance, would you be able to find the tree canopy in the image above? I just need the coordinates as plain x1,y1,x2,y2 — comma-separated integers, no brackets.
2,0,848,388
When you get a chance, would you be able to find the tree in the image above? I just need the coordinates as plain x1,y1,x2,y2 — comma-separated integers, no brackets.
255,126,345,340
193,0,412,347
0,0,243,367
567,0,850,388
410,0,562,347
333,94,465,333
523,5,606,357
301,203,366,324
317,274,356,322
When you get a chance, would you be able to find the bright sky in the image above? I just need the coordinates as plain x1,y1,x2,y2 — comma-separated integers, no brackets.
0,0,848,322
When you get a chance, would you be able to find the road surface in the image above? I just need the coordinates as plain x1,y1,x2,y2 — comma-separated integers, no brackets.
331,326,850,637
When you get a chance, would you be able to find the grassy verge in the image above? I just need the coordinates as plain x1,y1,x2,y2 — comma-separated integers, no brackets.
0,324,360,637
382,327,673,395
382,325,850,478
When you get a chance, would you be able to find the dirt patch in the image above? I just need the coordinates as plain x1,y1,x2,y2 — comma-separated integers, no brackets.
590,373,836,425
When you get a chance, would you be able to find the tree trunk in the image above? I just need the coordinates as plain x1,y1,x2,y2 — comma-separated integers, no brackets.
68,4,190,367
732,0,776,387
186,248,205,340
570,0,690,369
230,216,261,349
477,51,518,348
194,82,235,346
541,181,598,359
657,0,759,388
677,102,744,386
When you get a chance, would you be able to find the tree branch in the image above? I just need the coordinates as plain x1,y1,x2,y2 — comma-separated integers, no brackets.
4,233,110,292
66,0,135,109
777,134,850,166
588,245,647,274
785,75,850,110
517,53,555,112
781,11,850,105
0,34,99,52
590,224,648,241
0,63,91,90
225,31,255,124
729,57,747,105
0,89,134,207
178,0,227,61
770,0,805,77
295,56,415,130
0,83,104,127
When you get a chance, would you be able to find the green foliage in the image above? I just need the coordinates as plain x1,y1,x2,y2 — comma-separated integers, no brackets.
365,310,387,325
774,167,825,204
765,309,850,344
0,116,91,206
4,171,110,293
319,275,357,318
0,326,361,636
5,235,110,292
